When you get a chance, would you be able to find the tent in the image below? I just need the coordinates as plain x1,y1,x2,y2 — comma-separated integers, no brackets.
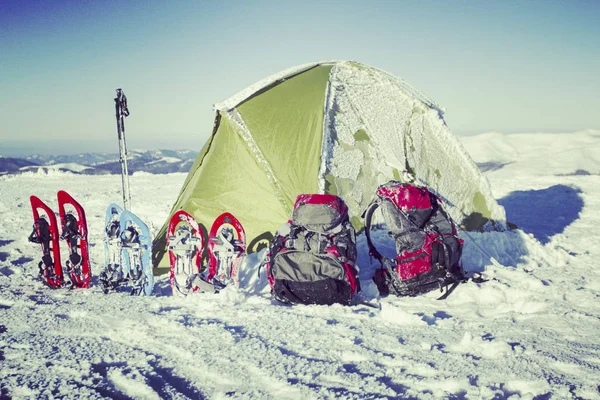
152,61,506,271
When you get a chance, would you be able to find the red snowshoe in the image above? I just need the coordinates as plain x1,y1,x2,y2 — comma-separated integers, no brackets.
167,210,205,295
57,190,91,288
206,212,246,287
28,196,63,288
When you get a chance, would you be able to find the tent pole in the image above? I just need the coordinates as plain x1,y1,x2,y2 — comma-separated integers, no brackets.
114,88,131,211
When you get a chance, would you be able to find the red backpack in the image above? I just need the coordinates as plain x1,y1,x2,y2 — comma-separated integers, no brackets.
362,181,464,298
265,194,359,305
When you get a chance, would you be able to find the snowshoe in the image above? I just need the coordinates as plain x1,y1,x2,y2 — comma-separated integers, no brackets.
167,210,205,296
119,210,154,296
57,190,91,288
28,196,63,288
100,205,154,296
206,212,246,287
100,203,123,293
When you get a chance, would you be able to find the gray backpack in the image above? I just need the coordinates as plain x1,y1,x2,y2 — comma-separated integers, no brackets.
266,194,359,305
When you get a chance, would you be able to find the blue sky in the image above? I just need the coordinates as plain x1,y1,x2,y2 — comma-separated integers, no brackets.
1,0,599,156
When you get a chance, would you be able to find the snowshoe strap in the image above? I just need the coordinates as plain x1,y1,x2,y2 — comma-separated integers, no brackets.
69,253,82,267
61,214,79,240
28,226,41,244
29,218,51,245
121,227,140,244
106,220,120,238
41,254,54,269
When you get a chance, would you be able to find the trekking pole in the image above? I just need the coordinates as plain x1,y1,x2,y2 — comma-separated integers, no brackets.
114,88,131,211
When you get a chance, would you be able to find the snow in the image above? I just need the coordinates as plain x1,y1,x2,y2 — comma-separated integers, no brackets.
460,129,600,176
1,132,600,398
145,157,182,165
19,163,93,173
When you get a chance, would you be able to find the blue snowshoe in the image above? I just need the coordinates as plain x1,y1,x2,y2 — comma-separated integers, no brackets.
99,204,154,296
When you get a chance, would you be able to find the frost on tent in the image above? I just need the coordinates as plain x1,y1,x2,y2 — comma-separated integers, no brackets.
319,61,505,231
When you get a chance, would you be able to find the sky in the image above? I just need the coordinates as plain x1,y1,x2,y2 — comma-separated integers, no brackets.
1,0,599,156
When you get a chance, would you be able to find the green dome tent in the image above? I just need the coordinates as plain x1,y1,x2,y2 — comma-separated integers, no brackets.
152,61,506,271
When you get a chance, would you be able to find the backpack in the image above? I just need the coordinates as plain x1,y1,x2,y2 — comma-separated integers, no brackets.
362,181,464,298
265,194,360,305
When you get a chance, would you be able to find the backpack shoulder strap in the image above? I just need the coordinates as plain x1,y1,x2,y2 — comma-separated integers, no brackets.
362,200,380,262
361,200,395,268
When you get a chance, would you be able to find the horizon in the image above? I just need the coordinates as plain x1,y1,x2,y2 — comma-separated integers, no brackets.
3,128,600,158
1,138,203,158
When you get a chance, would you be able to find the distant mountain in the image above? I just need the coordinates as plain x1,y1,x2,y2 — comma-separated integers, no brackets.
1,150,198,176
25,152,119,166
0,157,40,175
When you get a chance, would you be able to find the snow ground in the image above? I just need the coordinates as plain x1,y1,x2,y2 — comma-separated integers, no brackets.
1,131,600,399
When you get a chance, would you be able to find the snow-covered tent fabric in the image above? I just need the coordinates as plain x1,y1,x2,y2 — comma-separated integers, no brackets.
152,61,506,270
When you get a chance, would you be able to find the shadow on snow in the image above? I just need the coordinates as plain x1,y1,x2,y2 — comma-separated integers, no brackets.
498,184,583,245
